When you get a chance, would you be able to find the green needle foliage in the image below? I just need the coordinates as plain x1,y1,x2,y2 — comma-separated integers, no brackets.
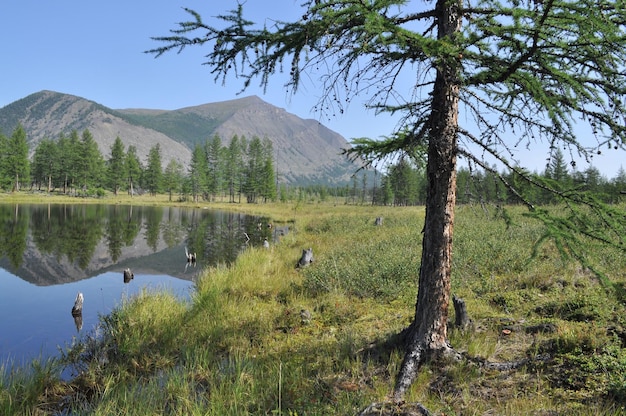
147,0,626,404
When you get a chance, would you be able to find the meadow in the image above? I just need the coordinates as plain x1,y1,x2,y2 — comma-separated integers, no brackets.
1,194,626,415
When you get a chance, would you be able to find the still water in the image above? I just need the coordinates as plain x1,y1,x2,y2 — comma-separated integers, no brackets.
0,203,274,368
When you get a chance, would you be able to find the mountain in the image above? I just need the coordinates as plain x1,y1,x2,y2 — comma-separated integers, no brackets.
0,91,193,175
0,230,191,287
0,91,367,185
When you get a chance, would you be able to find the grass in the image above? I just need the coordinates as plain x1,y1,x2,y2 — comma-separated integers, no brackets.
2,192,626,414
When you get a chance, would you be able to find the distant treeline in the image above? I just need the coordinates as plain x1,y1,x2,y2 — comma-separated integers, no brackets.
366,150,626,206
1,124,623,205
299,151,626,206
0,124,277,203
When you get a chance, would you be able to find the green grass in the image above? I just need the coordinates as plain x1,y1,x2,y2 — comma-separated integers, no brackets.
2,196,626,415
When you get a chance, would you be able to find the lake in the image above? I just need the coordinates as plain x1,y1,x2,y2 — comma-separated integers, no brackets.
0,203,278,369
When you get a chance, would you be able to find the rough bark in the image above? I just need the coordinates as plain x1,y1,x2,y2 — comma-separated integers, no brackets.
392,0,462,401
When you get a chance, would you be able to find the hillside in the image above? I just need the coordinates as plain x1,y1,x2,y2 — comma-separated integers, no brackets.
0,91,368,185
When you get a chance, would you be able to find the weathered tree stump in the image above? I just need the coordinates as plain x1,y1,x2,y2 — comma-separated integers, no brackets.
300,309,312,325
71,292,84,317
185,247,197,263
453,295,470,329
296,248,314,268
123,268,134,283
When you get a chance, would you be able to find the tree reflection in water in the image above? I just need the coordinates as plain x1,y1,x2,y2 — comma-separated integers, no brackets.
0,203,278,367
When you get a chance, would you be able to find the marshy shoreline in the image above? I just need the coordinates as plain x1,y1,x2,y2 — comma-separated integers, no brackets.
2,193,626,415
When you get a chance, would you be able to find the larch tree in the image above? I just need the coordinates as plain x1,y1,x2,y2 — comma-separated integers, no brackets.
225,135,245,203
108,136,127,196
57,132,78,194
163,158,184,201
243,136,266,203
125,145,142,197
206,133,224,200
260,139,278,202
78,129,105,191
31,138,59,192
189,143,209,202
0,131,7,189
6,124,30,192
68,130,81,176
148,0,626,404
145,143,163,196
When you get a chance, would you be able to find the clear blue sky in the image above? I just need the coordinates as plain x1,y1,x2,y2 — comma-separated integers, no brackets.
1,0,623,178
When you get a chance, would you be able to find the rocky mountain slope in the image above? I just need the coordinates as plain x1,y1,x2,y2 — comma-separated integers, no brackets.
0,91,366,185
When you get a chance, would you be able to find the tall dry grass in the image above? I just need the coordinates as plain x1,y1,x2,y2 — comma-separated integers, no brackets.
2,197,626,415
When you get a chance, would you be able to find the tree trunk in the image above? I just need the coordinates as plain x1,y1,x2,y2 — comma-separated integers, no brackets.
392,0,461,401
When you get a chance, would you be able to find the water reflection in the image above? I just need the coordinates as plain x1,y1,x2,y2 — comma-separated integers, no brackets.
0,203,279,367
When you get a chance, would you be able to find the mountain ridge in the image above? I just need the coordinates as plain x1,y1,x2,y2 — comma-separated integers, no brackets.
0,90,366,185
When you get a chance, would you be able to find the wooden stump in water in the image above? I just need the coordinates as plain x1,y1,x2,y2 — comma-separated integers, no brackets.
123,268,134,283
185,247,196,263
71,292,84,317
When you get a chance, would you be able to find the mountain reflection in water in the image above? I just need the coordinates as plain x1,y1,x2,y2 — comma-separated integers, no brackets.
0,203,278,367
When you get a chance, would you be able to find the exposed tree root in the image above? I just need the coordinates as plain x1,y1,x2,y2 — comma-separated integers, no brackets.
356,320,553,415
463,351,552,371
358,401,434,416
